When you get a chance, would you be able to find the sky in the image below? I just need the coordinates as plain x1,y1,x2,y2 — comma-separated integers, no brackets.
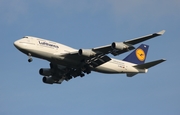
1,0,180,115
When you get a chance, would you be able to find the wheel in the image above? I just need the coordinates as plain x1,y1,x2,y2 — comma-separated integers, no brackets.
28,58,33,62
80,73,85,77
87,71,91,74
50,63,54,69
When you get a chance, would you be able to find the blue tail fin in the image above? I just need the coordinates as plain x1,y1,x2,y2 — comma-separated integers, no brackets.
123,44,149,64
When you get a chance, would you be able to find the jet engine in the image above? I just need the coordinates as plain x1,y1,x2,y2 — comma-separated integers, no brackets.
111,42,134,50
39,68,52,76
42,76,54,84
78,49,96,57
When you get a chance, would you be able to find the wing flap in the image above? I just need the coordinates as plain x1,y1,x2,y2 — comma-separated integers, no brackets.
86,54,111,67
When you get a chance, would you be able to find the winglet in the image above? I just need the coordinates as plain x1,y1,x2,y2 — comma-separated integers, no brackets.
157,30,165,35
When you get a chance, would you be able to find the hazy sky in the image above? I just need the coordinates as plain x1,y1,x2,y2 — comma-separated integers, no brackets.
1,0,180,115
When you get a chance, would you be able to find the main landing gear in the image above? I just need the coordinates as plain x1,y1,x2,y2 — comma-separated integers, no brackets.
28,53,33,62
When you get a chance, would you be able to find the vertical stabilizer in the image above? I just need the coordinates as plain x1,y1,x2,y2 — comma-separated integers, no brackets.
123,44,149,64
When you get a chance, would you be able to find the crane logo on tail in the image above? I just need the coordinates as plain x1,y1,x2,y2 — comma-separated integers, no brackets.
136,48,145,61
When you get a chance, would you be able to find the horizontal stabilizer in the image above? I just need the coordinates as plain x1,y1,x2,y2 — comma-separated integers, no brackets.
134,59,166,69
126,73,138,77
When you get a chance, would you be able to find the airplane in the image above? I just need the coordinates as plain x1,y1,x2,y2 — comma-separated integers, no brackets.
14,30,166,84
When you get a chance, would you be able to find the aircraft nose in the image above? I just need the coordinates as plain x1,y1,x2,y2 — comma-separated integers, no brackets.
14,41,18,47
14,40,20,49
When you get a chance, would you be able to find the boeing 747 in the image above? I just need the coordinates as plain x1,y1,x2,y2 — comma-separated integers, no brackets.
14,30,166,84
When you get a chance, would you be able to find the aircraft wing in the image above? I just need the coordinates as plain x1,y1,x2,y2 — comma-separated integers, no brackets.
93,30,165,56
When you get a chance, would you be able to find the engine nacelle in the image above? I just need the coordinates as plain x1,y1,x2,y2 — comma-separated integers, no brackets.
111,42,134,50
39,68,52,76
42,77,54,84
78,49,96,57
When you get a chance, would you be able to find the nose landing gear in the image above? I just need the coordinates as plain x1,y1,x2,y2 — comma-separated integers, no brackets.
28,58,33,62
28,53,33,62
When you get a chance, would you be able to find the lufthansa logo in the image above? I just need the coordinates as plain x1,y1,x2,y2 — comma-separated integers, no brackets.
136,48,145,61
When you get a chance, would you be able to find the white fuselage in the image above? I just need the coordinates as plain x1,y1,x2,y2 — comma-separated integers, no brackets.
14,36,147,74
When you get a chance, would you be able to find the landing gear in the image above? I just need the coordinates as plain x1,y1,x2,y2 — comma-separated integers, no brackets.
28,58,33,62
81,65,91,74
28,53,33,62
80,73,85,77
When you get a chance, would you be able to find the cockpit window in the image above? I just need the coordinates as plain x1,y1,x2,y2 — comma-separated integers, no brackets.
23,36,28,38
